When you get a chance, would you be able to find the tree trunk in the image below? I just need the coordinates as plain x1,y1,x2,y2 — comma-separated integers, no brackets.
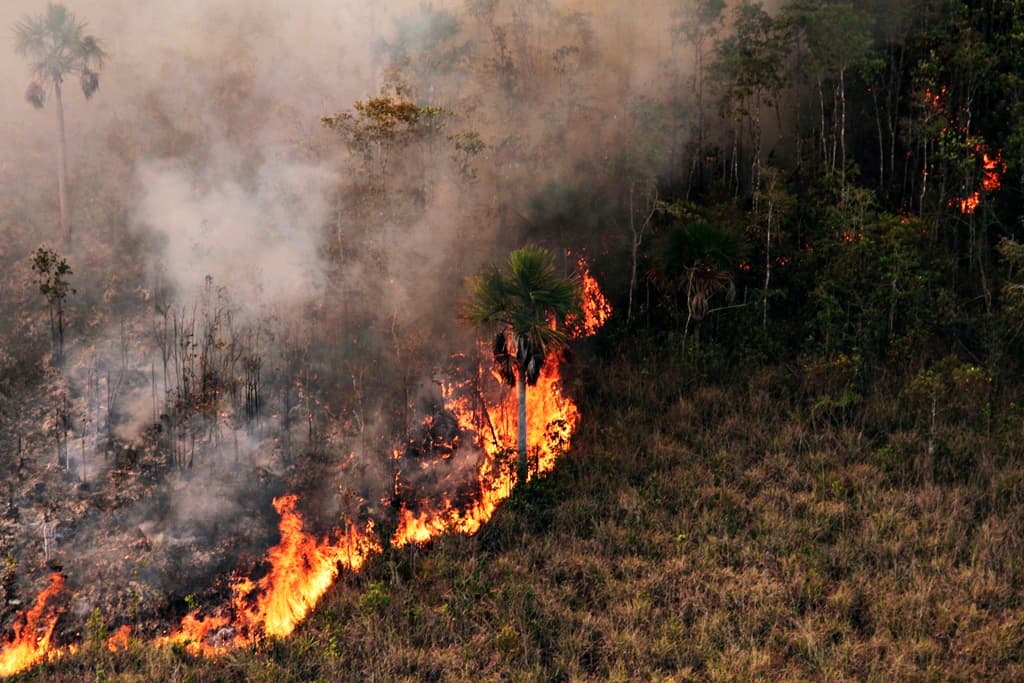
54,79,71,246
517,369,528,485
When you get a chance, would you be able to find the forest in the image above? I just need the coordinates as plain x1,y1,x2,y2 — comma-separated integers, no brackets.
0,0,1023,680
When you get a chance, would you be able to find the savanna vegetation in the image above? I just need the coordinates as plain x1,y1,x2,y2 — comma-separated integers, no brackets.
4,0,1024,680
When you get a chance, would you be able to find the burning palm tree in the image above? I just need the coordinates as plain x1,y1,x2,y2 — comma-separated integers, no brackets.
14,3,106,245
465,246,580,485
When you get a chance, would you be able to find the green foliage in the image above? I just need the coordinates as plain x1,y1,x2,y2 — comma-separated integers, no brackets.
805,210,954,363
710,0,788,114
13,3,106,104
85,607,108,650
464,246,580,363
31,247,74,306
672,0,726,46
359,581,390,614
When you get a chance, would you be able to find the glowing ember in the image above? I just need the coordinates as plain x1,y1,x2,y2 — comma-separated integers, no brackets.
952,147,1005,215
0,573,65,677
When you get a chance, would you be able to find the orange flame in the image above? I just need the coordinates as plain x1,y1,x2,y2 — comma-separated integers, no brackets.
394,258,608,547
233,495,377,638
568,258,612,338
0,573,65,677
1,261,611,671
952,148,1004,214
161,495,379,654
981,151,1003,192
106,625,132,653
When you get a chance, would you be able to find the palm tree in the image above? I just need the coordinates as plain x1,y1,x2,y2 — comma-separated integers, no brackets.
464,246,580,484
14,3,106,246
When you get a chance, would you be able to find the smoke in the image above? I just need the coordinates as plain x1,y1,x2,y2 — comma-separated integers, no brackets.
0,0,706,635
135,157,337,313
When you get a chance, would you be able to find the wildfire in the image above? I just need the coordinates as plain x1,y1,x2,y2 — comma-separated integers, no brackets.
0,573,65,677
106,625,132,653
952,147,1005,215
394,258,608,547
568,257,612,338
0,260,611,673
161,495,379,654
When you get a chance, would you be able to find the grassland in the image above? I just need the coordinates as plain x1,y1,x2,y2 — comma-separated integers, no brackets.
15,331,1024,682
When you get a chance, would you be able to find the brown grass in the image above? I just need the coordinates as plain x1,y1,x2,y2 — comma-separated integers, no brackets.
18,337,1024,681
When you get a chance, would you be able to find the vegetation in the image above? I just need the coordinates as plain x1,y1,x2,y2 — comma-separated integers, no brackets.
13,2,106,246
464,246,580,482
29,247,73,367
3,0,1024,680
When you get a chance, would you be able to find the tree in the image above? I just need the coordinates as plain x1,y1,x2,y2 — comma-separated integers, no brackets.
14,3,106,246
464,246,580,484
671,0,726,193
31,247,75,367
710,0,787,197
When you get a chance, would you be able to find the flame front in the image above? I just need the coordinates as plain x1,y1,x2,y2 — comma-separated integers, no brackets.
162,495,379,654
394,258,608,546
234,495,378,638
0,261,610,670
0,573,64,677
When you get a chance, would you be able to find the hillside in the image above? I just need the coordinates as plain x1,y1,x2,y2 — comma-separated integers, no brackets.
2,0,1024,680
12,334,1024,681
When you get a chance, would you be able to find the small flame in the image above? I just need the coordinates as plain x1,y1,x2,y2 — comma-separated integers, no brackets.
981,151,1003,192
106,625,132,653
952,148,1004,214
0,573,65,677
568,258,612,338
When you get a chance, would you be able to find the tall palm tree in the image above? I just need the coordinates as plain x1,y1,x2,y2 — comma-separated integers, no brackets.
465,246,580,485
14,3,106,246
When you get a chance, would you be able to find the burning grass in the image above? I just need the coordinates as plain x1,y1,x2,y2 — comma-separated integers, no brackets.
0,574,64,677
0,259,611,676
10,332,1024,681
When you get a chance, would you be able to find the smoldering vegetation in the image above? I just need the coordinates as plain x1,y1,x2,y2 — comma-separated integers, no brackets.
0,0,694,640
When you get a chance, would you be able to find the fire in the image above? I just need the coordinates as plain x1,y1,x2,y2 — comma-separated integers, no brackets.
105,625,132,653
0,260,611,673
981,151,1003,192
233,495,377,638
952,147,1005,215
394,258,608,547
0,573,65,677
161,495,379,654
568,258,612,338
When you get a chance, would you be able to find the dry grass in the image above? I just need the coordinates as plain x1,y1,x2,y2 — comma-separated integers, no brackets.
18,336,1024,681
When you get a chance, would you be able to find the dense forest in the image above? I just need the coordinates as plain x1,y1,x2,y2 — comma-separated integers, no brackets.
1,0,1024,680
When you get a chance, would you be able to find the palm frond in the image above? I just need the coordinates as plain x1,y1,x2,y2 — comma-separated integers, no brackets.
12,4,105,94
465,246,581,385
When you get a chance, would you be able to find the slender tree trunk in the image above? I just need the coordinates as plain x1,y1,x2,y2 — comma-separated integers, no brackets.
517,370,528,485
873,90,884,190
839,66,847,186
54,79,71,246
